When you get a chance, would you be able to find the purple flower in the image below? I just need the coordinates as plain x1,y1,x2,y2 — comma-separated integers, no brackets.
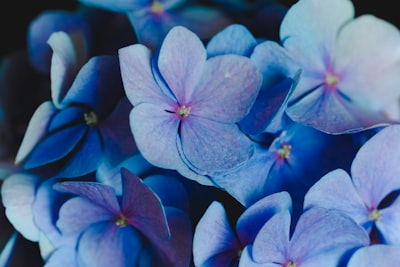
279,0,400,133
52,168,192,266
240,207,369,267
304,125,400,244
119,26,262,181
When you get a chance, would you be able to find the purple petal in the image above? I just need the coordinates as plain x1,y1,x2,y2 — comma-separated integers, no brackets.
286,85,393,134
351,125,400,208
347,245,400,267
239,246,278,267
210,144,275,207
1,173,40,241
57,197,114,238
129,103,185,170
206,24,257,57
78,0,149,12
15,101,56,164
121,168,170,240
150,207,193,267
119,43,175,107
54,180,120,213
157,26,206,104
191,55,261,123
193,201,241,266
77,222,142,267
303,169,369,226
252,211,290,263
180,116,254,172
289,208,369,265
237,191,292,245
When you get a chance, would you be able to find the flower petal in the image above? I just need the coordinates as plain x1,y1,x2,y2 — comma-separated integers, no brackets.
77,222,142,267
121,168,170,240
180,116,254,173
193,201,241,266
351,125,400,207
347,245,400,267
157,26,206,104
191,54,261,123
129,103,184,170
206,24,257,57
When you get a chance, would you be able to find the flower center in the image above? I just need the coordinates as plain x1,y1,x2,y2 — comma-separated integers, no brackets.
369,208,381,222
325,72,339,88
115,214,128,227
177,105,191,118
84,111,98,126
277,144,292,159
285,260,296,267
150,1,164,14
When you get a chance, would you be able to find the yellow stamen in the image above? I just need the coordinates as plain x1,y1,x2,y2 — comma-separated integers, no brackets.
177,105,191,118
277,144,292,159
150,1,164,14
115,215,128,227
285,260,296,267
325,72,339,87
84,111,98,126
369,208,381,222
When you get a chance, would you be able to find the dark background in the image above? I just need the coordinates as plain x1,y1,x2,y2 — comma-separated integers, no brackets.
0,1,399,59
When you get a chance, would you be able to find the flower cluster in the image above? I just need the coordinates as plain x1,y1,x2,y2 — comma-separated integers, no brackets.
1,0,400,266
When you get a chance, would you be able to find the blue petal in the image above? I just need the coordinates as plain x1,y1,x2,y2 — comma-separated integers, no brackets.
15,101,56,164
27,10,90,75
206,24,257,57
236,191,292,245
347,245,400,267
157,26,206,105
191,54,262,123
57,197,114,238
180,116,254,173
119,43,176,107
1,173,40,241
303,169,369,227
120,168,170,240
22,124,87,169
351,125,400,208
129,103,185,170
62,55,124,116
193,201,241,266
77,221,142,267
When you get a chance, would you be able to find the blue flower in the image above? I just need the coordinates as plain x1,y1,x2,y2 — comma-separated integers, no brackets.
278,0,400,133
15,31,136,178
119,25,262,181
193,191,292,266
347,244,400,266
304,124,400,244
240,207,369,267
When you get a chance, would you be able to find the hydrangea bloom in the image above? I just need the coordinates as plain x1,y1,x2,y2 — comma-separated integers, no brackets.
119,25,262,182
304,124,400,244
279,0,400,133
15,31,136,178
